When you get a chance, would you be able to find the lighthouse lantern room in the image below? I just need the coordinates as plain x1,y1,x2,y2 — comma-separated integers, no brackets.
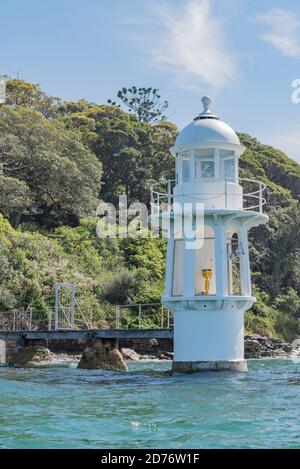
151,97,268,372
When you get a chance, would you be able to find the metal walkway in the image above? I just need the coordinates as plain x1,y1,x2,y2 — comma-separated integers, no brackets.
0,328,173,341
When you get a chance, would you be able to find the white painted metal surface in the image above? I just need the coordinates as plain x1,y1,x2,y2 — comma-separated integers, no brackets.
173,309,244,362
159,97,268,369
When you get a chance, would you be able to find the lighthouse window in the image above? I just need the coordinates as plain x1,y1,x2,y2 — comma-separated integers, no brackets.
220,150,236,181
172,240,184,296
194,149,215,179
225,159,235,180
179,151,190,182
182,159,190,181
195,225,216,296
201,161,215,178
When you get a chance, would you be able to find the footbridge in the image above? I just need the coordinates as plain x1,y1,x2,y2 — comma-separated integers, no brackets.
0,328,173,341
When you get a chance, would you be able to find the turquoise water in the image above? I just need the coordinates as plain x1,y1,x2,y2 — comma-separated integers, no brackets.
0,359,300,449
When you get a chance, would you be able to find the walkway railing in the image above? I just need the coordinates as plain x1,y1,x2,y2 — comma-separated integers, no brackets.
115,303,173,330
0,304,173,332
150,178,267,214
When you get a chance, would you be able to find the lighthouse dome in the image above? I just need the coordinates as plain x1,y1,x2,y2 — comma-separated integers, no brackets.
175,96,240,147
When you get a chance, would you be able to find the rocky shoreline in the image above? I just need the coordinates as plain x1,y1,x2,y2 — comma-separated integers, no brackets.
3,335,300,366
244,335,300,359
121,335,300,362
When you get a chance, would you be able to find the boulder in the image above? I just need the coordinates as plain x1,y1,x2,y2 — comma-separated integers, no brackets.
78,339,128,371
244,335,293,358
121,348,141,361
158,352,174,360
8,344,54,366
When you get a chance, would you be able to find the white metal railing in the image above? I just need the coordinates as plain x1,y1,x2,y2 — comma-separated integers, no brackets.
241,178,266,212
150,178,267,214
0,304,174,332
115,303,173,330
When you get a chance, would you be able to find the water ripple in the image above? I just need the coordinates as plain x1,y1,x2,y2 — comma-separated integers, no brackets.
1,359,300,448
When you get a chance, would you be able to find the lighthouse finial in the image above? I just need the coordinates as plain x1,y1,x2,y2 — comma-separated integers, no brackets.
201,96,212,113
194,96,219,120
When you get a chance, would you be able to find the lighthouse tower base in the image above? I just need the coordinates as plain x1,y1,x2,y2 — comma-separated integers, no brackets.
171,308,248,373
172,360,247,372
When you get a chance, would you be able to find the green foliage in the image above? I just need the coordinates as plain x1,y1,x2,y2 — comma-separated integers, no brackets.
5,79,60,118
0,105,102,226
63,104,177,206
0,174,32,219
1,79,300,339
238,133,300,339
108,86,169,123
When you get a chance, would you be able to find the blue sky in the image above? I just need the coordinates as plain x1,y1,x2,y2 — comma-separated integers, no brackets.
2,0,300,161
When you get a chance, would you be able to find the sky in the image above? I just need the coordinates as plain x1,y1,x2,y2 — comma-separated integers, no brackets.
2,0,300,161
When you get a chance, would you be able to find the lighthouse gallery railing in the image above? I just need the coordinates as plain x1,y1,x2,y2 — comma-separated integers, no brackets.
150,178,267,214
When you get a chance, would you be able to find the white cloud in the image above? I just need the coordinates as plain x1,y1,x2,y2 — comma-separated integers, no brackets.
150,0,236,91
253,9,300,58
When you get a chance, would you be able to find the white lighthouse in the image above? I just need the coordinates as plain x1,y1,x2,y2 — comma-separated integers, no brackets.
151,97,268,372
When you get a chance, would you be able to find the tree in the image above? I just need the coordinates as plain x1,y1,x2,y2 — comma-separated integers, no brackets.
89,106,176,205
0,106,102,226
150,121,178,182
61,104,177,206
108,86,169,123
0,174,32,225
4,79,60,119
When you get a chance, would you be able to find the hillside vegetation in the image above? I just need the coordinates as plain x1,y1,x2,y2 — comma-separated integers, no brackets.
0,79,300,339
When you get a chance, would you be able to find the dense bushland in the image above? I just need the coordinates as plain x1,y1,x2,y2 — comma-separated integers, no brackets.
0,79,300,339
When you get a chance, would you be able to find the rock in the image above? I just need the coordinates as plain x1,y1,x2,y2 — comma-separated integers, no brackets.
244,339,263,358
133,338,158,349
273,349,289,357
244,334,293,359
78,339,128,371
8,344,54,366
291,339,300,356
138,354,157,360
121,348,141,361
280,343,293,353
158,352,173,360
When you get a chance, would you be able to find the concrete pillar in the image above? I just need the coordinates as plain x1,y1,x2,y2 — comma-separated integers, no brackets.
78,338,128,371
0,339,6,364
7,338,53,366
172,308,247,372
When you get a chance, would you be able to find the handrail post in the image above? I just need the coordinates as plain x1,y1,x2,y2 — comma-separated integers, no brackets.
167,309,170,329
48,311,52,331
116,306,120,329
259,183,263,213
168,180,171,210
161,304,164,329
54,284,59,330
138,304,142,329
